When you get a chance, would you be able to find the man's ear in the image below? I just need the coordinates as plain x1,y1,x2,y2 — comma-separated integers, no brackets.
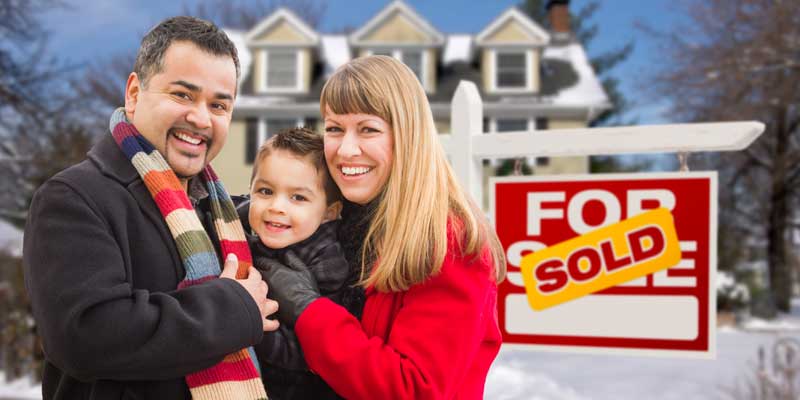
124,72,141,118
323,201,343,222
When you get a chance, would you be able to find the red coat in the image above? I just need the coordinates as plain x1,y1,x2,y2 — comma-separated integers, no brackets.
295,233,501,399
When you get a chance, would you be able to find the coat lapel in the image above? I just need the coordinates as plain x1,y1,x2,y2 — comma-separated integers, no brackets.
88,135,184,281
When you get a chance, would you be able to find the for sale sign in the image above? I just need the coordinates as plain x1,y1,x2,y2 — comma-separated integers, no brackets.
491,172,717,357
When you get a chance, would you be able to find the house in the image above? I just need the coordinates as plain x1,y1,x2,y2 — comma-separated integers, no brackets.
215,0,611,195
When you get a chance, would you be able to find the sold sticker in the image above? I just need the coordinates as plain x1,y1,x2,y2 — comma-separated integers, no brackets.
520,207,681,311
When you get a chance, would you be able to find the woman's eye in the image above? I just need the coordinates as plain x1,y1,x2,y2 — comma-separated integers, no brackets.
325,126,343,134
257,188,272,195
362,126,380,134
291,194,307,202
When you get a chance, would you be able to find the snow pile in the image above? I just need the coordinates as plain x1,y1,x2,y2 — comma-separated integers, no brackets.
443,34,473,65
0,372,40,399
223,29,252,89
543,43,609,107
0,219,22,257
320,35,351,75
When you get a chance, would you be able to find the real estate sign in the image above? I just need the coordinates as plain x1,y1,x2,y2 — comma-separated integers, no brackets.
491,172,717,357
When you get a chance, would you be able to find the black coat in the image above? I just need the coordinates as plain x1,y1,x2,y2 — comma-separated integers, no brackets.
23,135,264,400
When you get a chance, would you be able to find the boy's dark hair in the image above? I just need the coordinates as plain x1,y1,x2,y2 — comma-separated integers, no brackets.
251,127,341,205
134,16,240,88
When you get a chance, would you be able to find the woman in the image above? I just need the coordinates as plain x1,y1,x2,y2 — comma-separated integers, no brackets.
263,55,507,399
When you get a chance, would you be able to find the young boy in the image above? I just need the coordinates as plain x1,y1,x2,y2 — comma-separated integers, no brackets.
239,127,351,400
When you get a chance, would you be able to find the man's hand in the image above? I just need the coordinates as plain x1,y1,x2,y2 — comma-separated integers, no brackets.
259,250,320,328
221,254,280,332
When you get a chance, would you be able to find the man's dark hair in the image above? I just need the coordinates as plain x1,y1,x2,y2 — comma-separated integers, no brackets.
251,127,342,205
134,16,240,87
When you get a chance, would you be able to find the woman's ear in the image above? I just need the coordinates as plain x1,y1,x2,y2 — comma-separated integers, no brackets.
323,201,343,222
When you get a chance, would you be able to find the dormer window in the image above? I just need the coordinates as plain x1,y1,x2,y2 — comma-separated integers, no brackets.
266,50,298,88
262,50,301,92
496,52,527,89
490,49,532,92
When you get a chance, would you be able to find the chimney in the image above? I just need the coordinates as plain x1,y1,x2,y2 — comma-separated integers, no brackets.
546,0,571,39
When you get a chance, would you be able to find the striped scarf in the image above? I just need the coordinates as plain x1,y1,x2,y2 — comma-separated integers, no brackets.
109,108,268,399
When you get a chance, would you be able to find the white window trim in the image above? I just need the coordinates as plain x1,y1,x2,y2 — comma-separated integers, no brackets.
257,117,305,145
489,49,534,94
260,49,304,93
366,48,428,92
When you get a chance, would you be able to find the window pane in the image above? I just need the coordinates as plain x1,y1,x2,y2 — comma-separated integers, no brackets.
372,50,392,57
496,119,528,132
266,119,299,139
496,53,526,88
403,51,423,82
267,52,297,88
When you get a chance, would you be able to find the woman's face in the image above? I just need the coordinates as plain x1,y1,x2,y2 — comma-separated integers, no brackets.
323,107,394,205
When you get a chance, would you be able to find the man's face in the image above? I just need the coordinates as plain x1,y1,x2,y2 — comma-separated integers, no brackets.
124,41,237,180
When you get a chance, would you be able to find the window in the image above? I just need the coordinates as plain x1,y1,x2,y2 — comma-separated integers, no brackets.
266,119,301,139
496,119,528,133
245,118,259,164
496,52,527,89
266,51,298,89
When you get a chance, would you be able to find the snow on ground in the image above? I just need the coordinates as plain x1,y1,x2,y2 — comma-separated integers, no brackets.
0,220,22,257
3,302,800,399
0,372,39,400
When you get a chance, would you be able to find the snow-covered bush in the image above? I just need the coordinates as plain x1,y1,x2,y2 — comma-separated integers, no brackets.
717,270,751,311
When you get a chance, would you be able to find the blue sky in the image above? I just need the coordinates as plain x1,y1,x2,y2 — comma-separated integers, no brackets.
40,0,681,124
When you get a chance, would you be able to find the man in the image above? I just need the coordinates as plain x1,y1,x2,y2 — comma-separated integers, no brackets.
23,16,278,399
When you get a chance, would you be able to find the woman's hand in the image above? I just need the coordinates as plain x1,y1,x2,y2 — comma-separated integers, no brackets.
260,251,321,327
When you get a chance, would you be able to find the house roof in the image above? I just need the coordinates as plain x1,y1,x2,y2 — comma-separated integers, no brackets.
245,7,319,45
230,5,609,114
475,7,550,46
350,1,445,47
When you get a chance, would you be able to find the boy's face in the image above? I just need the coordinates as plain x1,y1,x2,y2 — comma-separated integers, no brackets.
249,149,340,249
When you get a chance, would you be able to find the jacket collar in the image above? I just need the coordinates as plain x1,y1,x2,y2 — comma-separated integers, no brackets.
87,134,140,185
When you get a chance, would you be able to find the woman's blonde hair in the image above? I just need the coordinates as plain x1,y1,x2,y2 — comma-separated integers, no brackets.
320,55,506,292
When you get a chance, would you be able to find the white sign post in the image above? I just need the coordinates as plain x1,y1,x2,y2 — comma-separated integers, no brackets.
442,81,764,210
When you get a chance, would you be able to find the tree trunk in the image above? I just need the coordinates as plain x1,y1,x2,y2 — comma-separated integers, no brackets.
768,106,792,312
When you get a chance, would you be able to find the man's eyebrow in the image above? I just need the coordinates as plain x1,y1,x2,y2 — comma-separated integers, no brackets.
170,80,200,92
215,92,233,101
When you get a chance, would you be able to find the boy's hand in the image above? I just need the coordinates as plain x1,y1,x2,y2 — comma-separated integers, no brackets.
221,254,280,331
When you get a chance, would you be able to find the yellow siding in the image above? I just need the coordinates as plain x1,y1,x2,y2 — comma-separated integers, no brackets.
484,20,534,44
482,50,492,91
531,50,540,92
255,19,309,43
535,119,589,175
363,12,431,43
253,50,263,92
214,119,253,195
301,49,311,92
426,48,436,93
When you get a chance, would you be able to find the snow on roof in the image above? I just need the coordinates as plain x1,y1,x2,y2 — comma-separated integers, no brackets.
443,34,473,65
321,35,351,75
224,29,252,88
543,43,609,107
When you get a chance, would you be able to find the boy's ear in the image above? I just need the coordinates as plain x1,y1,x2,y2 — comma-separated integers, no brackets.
323,201,342,222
